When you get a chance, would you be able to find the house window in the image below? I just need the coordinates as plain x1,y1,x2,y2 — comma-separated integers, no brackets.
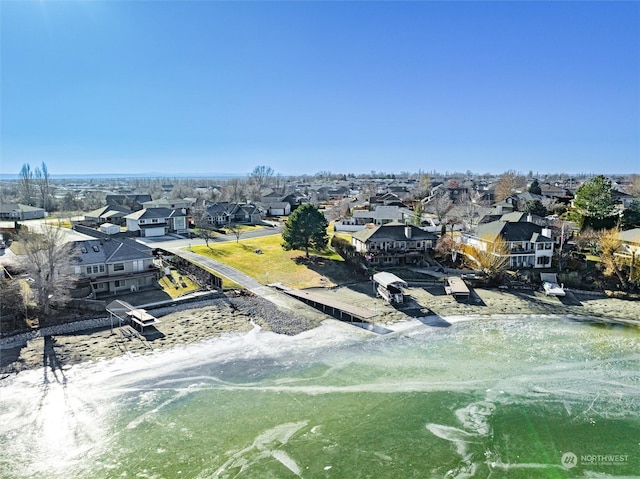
114,280,124,287
113,263,124,271
86,266,92,274
545,243,552,250
152,218,159,223
537,243,544,250
537,256,550,265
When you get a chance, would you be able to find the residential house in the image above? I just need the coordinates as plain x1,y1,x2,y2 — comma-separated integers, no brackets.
612,190,637,209
617,228,640,260
0,203,46,220
70,238,159,297
125,208,188,237
351,223,438,266
84,205,132,226
230,203,262,224
257,201,291,217
370,192,407,207
205,202,232,226
281,192,310,211
142,198,193,212
337,206,405,231
205,202,262,227
460,220,554,269
106,194,152,211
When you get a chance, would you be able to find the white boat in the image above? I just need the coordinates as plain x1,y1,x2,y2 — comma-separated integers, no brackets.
540,273,565,296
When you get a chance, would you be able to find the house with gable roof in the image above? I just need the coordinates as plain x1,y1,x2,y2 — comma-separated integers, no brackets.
460,220,554,269
0,203,46,220
204,202,262,226
124,208,188,237
69,237,159,297
351,223,437,266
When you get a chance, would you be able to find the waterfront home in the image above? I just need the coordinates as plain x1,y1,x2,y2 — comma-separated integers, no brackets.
352,223,437,266
69,238,159,298
617,228,640,261
460,220,554,269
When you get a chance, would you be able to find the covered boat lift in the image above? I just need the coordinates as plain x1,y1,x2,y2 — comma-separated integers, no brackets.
107,299,161,334
373,272,408,304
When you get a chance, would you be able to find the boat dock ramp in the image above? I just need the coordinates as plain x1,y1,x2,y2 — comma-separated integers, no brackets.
271,284,393,334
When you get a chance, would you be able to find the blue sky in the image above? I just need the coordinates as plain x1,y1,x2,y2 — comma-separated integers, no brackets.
2,1,639,177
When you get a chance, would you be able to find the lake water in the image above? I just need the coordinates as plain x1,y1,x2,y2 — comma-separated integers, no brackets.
1,316,639,479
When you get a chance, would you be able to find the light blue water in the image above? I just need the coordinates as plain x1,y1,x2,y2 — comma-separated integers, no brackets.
1,316,639,478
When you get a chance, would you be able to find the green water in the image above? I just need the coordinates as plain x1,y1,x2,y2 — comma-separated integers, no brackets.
1,317,639,478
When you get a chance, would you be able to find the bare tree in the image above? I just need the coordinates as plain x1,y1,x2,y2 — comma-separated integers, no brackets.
249,165,275,189
598,229,630,289
194,210,217,248
426,193,453,230
17,225,76,319
628,174,640,197
224,178,246,203
34,162,52,211
19,163,35,205
454,192,481,230
410,173,432,200
495,170,525,202
227,221,243,243
325,198,353,222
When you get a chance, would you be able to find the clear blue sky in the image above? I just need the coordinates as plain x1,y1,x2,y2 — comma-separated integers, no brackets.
2,1,639,177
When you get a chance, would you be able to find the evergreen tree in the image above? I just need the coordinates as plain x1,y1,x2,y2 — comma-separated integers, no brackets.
281,204,329,258
524,199,548,218
573,175,618,229
528,179,542,195
622,200,640,229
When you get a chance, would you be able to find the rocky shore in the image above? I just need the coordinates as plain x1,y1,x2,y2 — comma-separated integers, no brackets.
1,285,638,376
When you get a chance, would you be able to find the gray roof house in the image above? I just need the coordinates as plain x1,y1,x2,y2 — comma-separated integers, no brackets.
125,208,188,237
0,203,46,220
69,238,159,297
461,220,554,269
352,223,438,266
84,205,132,225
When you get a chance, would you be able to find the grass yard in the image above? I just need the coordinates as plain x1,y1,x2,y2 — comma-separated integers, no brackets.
193,234,355,289
158,269,200,299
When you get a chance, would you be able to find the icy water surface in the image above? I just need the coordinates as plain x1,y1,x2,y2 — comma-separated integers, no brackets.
1,316,639,478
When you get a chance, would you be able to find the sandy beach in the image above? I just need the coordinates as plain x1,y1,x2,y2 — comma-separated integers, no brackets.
1,284,638,376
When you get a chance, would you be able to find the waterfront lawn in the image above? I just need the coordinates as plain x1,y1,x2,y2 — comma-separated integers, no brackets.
192,235,354,288
158,269,200,299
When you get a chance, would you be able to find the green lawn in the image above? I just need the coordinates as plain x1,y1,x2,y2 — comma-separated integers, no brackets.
192,234,353,289
158,269,200,298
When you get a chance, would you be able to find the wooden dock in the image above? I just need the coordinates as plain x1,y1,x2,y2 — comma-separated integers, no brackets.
444,277,471,300
271,284,378,322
